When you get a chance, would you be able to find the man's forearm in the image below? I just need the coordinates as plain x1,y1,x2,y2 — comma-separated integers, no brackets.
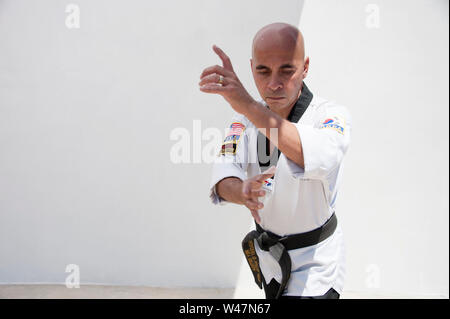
243,101,305,168
216,177,244,205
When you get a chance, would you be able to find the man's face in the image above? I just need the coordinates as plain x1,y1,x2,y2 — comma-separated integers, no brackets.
251,48,308,112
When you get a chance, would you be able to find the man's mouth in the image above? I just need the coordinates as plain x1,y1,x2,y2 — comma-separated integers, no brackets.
266,97,285,100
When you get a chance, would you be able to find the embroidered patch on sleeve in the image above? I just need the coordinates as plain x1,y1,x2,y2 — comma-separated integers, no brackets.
219,122,245,155
319,116,345,134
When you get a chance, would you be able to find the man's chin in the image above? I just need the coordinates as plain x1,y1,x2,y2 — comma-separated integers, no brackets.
265,99,288,110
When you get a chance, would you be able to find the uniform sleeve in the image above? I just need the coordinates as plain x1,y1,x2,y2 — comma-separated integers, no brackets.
285,105,352,180
209,115,249,205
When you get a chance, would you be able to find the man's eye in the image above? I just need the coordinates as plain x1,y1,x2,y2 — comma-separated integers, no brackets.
282,70,295,74
258,71,269,75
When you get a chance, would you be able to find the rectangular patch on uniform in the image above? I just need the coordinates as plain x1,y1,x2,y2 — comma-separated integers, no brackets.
219,122,245,155
220,142,237,155
319,116,345,134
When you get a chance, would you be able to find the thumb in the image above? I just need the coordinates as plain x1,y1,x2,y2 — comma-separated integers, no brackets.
256,166,276,182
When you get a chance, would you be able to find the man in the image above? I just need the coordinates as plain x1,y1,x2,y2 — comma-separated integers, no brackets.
199,23,351,299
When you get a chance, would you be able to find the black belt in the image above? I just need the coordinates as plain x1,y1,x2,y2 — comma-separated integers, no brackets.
241,213,337,299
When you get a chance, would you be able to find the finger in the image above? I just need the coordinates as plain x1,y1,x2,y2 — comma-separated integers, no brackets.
249,180,263,191
255,166,276,183
245,199,260,210
212,45,235,72
242,184,253,199
250,209,261,224
200,65,234,80
199,83,228,94
265,166,277,175
246,187,265,200
246,199,264,210
198,73,229,86
250,189,266,198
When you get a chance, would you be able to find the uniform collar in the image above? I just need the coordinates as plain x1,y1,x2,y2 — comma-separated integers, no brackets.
287,82,313,123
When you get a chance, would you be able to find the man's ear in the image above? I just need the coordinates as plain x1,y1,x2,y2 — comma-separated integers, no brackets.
250,58,253,69
303,56,310,79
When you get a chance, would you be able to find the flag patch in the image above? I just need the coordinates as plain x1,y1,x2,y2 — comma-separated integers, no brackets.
319,116,345,134
219,122,245,155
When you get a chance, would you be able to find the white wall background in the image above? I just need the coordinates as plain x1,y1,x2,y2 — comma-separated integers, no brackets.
0,0,303,288
0,0,448,298
298,0,449,297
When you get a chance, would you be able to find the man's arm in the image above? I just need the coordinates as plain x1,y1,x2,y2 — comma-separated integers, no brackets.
243,102,304,168
216,177,245,205
199,45,304,168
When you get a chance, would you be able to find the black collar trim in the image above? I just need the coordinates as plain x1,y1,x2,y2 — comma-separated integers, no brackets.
287,82,313,123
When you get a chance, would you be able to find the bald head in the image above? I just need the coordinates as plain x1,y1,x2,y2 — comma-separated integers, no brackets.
252,23,305,60
250,23,309,117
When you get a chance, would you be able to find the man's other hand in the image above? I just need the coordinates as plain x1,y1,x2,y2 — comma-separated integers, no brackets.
241,166,276,224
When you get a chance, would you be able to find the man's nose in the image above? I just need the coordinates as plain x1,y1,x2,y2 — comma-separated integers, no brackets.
267,76,283,91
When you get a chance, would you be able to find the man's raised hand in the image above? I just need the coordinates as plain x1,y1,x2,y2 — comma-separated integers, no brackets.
199,45,258,115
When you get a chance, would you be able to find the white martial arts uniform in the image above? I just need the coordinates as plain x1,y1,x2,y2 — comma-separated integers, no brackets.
209,85,351,297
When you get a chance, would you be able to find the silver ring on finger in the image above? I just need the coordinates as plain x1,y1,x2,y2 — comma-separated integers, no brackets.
218,75,224,85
